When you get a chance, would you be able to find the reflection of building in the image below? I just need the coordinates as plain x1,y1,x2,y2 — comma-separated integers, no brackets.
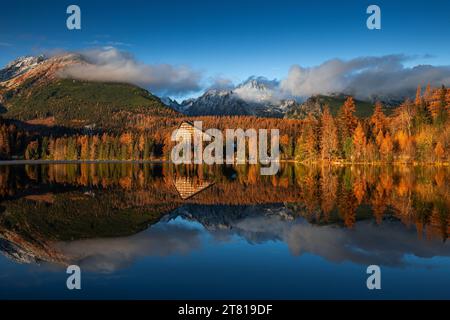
173,176,214,200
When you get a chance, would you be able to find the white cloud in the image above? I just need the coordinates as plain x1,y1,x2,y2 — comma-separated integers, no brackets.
208,76,235,90
60,47,203,96
203,55,450,104
56,222,202,273
234,76,281,103
60,51,450,100
280,55,450,100
205,76,282,104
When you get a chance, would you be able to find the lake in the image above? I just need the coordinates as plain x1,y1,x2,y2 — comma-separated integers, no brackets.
0,163,449,299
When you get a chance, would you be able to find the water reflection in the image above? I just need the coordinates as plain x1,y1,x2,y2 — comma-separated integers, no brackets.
0,163,449,274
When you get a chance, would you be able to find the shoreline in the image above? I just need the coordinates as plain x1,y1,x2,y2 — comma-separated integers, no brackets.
0,159,168,165
0,159,448,166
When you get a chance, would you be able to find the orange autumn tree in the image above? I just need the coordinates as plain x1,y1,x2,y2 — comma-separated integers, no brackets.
119,132,133,159
280,134,291,159
446,89,450,116
320,106,339,161
90,135,99,160
380,132,394,162
415,85,422,106
138,134,146,158
352,122,367,161
428,86,447,123
375,129,384,147
295,113,319,161
339,97,358,139
435,142,445,161
78,135,89,160
392,100,414,136
424,83,432,102
370,102,386,135
338,97,358,160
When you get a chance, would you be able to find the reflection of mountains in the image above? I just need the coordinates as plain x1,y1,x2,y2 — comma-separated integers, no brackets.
0,163,449,270
164,204,294,236
165,205,450,267
17,205,450,273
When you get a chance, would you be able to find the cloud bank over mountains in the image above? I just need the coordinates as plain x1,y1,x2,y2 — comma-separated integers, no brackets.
280,55,450,100
210,55,450,102
60,48,450,101
61,48,203,97
54,211,450,273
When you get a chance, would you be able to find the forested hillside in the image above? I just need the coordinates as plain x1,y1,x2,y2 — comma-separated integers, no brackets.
1,78,179,128
0,84,448,164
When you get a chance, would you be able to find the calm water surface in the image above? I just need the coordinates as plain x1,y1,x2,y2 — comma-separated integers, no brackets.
0,163,449,299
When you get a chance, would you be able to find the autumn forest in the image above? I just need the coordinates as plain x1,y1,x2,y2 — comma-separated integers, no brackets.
0,84,448,164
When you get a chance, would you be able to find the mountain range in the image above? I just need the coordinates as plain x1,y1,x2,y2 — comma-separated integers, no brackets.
0,54,389,129
165,76,300,118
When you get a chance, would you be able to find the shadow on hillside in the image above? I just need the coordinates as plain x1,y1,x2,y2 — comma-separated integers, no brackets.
0,103,6,114
4,118,103,137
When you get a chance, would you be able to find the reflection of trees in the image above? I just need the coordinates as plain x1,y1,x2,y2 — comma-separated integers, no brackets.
289,165,450,240
338,188,358,229
0,163,449,240
320,165,338,221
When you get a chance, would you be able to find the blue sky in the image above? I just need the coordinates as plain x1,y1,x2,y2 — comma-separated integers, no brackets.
1,0,450,98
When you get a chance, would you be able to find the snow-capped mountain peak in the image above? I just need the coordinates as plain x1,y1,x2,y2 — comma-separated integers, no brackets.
0,55,46,82
234,76,279,104
237,76,278,91
170,76,297,117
